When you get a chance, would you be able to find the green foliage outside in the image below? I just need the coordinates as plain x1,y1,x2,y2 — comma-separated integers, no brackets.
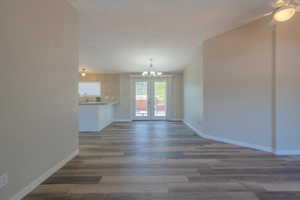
155,82,166,101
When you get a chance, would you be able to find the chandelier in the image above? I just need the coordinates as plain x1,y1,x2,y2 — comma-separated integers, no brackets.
142,59,162,77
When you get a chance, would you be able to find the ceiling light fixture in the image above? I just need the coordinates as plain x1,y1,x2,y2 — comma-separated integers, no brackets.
80,68,88,77
142,59,162,77
263,0,300,26
274,5,296,22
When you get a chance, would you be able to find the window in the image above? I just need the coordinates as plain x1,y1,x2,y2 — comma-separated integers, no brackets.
79,82,101,97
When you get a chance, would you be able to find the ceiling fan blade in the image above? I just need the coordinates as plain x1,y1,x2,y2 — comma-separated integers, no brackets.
264,11,274,17
272,0,286,8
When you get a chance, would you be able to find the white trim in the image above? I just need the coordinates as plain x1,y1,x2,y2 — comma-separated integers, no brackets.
130,77,149,120
166,77,172,121
199,132,273,153
151,77,168,121
274,150,300,156
168,119,183,122
183,120,273,153
10,149,79,200
183,120,201,135
114,119,132,122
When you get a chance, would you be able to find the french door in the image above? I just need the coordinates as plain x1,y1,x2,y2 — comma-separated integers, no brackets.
132,77,168,120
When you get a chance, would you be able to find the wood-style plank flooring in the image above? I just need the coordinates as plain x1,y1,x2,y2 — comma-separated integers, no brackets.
24,121,300,200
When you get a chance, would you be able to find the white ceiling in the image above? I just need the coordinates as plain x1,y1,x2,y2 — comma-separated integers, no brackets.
69,0,272,73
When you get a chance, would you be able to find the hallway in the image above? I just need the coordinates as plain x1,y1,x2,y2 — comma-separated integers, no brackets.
25,122,300,200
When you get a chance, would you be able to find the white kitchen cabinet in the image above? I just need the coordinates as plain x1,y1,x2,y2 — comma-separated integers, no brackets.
79,103,116,132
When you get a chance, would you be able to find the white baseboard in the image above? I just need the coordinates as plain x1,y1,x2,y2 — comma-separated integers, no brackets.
11,149,79,200
167,119,183,122
114,119,132,122
113,119,182,122
183,120,201,135
274,150,300,156
199,132,273,153
183,120,273,153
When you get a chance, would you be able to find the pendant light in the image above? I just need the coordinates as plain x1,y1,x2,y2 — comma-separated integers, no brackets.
80,68,88,77
142,59,162,77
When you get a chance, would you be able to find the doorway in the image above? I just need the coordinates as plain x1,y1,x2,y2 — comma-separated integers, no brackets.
132,77,168,120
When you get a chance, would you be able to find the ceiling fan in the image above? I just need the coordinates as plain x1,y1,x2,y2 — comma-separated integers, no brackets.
264,0,300,25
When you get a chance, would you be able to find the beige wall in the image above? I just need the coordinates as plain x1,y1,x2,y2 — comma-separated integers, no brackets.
80,73,120,101
275,14,300,152
114,74,132,121
0,0,78,199
203,17,274,150
183,47,204,131
168,73,184,120
79,73,132,121
201,14,300,154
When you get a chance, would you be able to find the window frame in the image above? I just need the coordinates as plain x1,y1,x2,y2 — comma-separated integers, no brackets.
79,81,101,97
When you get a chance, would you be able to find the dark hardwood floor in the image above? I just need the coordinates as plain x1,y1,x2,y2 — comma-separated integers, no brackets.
24,121,300,200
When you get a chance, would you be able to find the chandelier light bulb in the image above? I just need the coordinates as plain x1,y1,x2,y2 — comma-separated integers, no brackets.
141,58,163,77
142,71,149,76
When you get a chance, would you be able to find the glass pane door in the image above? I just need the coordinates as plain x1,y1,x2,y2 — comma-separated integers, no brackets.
154,80,167,119
132,77,168,120
134,81,149,119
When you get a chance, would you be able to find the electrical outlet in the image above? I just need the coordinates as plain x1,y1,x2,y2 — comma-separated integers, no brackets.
0,173,8,189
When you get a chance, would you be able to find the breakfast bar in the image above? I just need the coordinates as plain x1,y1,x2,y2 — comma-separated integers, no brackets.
79,102,118,132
